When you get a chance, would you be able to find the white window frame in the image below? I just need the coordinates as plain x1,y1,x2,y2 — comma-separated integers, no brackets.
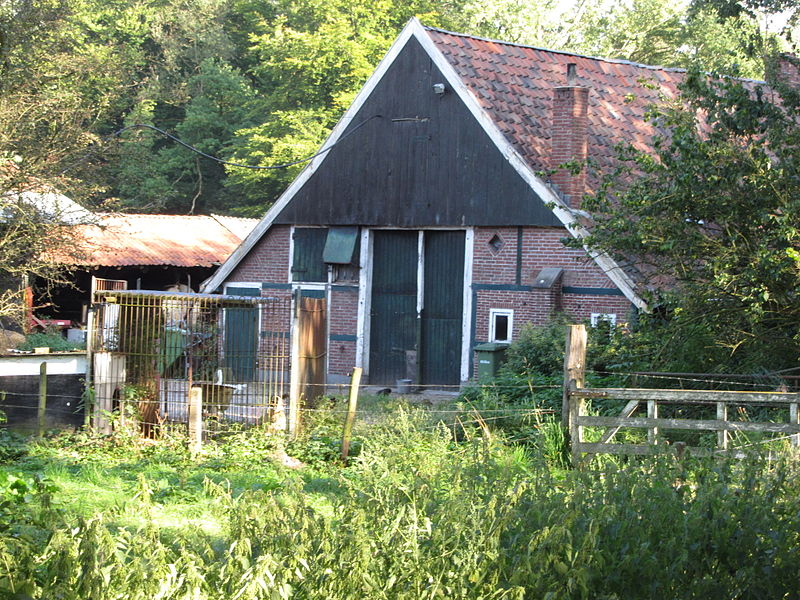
489,308,514,343
590,312,617,327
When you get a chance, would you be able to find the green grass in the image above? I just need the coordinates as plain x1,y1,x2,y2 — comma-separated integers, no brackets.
1,403,800,599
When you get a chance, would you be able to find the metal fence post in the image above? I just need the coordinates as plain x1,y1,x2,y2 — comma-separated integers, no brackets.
288,289,301,437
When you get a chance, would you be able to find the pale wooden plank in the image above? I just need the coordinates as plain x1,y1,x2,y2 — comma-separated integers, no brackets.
572,387,800,405
717,401,728,449
596,400,640,444
562,324,586,428
575,442,752,459
578,415,800,434
647,399,659,445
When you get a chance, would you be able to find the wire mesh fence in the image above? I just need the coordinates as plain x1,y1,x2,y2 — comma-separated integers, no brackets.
89,289,291,435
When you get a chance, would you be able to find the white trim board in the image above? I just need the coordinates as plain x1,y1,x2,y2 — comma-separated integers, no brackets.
202,17,646,311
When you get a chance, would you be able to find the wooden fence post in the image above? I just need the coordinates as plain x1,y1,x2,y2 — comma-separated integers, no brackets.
38,362,47,437
288,289,301,438
341,367,362,461
647,400,659,445
188,386,203,455
562,324,587,427
569,381,586,466
717,401,729,449
790,402,799,448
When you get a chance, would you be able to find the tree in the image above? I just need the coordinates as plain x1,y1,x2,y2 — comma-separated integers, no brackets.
575,56,800,371
0,1,114,328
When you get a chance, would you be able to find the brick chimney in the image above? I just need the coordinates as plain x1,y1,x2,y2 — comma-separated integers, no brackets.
774,53,800,88
551,63,589,209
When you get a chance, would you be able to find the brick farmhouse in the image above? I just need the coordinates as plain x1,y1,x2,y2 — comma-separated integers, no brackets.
203,18,733,387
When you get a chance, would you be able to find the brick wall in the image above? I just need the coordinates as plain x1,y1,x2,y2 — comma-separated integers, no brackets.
472,225,633,338
776,54,800,88
328,287,359,376
226,223,635,382
226,225,359,380
228,225,290,283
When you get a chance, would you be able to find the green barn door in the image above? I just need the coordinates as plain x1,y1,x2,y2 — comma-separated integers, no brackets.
224,286,260,382
369,231,418,385
421,231,465,386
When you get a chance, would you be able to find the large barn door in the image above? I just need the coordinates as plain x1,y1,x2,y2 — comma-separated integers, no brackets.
369,231,418,384
421,231,465,386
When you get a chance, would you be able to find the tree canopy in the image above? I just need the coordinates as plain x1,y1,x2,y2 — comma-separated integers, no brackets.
1,0,792,218
575,56,800,371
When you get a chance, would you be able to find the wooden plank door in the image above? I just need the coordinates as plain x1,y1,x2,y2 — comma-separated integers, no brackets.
369,231,418,385
298,291,327,406
420,231,465,386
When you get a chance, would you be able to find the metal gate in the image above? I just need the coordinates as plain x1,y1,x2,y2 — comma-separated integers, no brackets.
89,290,291,431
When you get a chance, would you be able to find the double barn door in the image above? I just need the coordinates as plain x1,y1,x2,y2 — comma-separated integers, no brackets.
369,230,465,387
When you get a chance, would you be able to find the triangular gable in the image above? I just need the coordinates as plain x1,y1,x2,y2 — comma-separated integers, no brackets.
202,18,645,310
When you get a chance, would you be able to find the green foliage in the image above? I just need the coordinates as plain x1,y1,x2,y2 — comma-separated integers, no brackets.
15,331,85,352
4,0,781,217
1,410,800,598
578,61,800,373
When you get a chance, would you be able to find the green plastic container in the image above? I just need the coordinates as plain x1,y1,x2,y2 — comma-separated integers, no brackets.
474,342,509,380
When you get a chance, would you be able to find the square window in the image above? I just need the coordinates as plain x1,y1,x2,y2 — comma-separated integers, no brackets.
590,313,617,327
489,308,514,343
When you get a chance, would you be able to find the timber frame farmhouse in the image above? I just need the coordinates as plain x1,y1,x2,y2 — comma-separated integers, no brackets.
203,18,696,387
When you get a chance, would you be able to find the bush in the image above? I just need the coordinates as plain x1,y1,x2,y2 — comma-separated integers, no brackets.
15,331,84,352
2,410,800,598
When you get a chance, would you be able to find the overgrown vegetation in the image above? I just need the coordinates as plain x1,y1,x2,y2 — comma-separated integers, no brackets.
1,406,799,598
575,53,800,373
14,330,85,352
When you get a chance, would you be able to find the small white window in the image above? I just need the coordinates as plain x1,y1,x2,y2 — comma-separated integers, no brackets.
590,313,617,327
489,309,514,343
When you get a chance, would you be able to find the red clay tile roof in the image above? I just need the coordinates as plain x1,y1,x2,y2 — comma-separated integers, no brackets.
62,213,258,268
426,27,711,181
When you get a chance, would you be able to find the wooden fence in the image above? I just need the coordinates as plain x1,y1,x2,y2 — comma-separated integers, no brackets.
563,325,800,465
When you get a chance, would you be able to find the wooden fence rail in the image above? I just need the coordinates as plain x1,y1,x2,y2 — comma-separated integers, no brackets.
563,325,800,465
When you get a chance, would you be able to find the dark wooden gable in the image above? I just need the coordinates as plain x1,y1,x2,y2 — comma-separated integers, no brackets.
275,37,561,228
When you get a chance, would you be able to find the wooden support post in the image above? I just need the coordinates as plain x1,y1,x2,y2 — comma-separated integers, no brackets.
647,400,659,445
38,362,47,438
288,289,301,438
188,386,203,456
790,403,799,448
562,324,587,427
568,380,586,467
341,367,362,461
717,401,729,449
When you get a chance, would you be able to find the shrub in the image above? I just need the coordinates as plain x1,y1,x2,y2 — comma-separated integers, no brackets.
15,330,84,352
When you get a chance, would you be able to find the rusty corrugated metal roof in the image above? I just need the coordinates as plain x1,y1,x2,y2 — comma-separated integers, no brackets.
64,213,258,268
